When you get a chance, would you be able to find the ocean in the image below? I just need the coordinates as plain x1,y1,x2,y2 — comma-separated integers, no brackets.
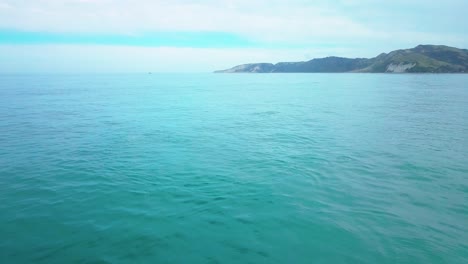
0,73,467,263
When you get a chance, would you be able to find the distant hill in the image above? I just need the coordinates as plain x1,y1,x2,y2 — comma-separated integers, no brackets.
215,45,468,73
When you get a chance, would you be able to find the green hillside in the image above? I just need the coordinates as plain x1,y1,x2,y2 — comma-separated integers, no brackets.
215,45,468,73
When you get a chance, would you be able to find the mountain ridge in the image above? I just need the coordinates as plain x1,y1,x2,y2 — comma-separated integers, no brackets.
215,45,468,73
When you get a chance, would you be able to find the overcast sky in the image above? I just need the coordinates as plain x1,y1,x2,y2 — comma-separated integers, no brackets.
1,0,467,72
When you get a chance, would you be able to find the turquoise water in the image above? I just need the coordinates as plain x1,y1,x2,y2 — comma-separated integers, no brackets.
0,73,467,263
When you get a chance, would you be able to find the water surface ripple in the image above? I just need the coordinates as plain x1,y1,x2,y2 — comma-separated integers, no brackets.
0,73,467,263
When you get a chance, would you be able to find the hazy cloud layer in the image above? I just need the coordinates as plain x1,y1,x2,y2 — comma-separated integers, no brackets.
1,0,467,44
0,44,367,73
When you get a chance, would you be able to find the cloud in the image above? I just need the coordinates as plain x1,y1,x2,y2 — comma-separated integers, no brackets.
0,0,377,43
1,0,466,48
0,1,11,9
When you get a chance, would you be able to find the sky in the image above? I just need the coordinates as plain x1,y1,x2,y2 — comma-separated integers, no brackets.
0,0,467,72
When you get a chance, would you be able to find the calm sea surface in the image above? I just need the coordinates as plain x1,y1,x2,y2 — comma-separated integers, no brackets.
0,73,467,263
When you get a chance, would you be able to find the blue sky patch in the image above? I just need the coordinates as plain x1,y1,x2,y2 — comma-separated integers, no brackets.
0,30,255,48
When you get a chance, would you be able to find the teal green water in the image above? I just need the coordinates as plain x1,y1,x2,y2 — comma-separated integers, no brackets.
0,73,467,263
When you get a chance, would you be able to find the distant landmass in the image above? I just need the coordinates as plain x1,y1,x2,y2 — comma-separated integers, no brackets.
215,45,468,73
